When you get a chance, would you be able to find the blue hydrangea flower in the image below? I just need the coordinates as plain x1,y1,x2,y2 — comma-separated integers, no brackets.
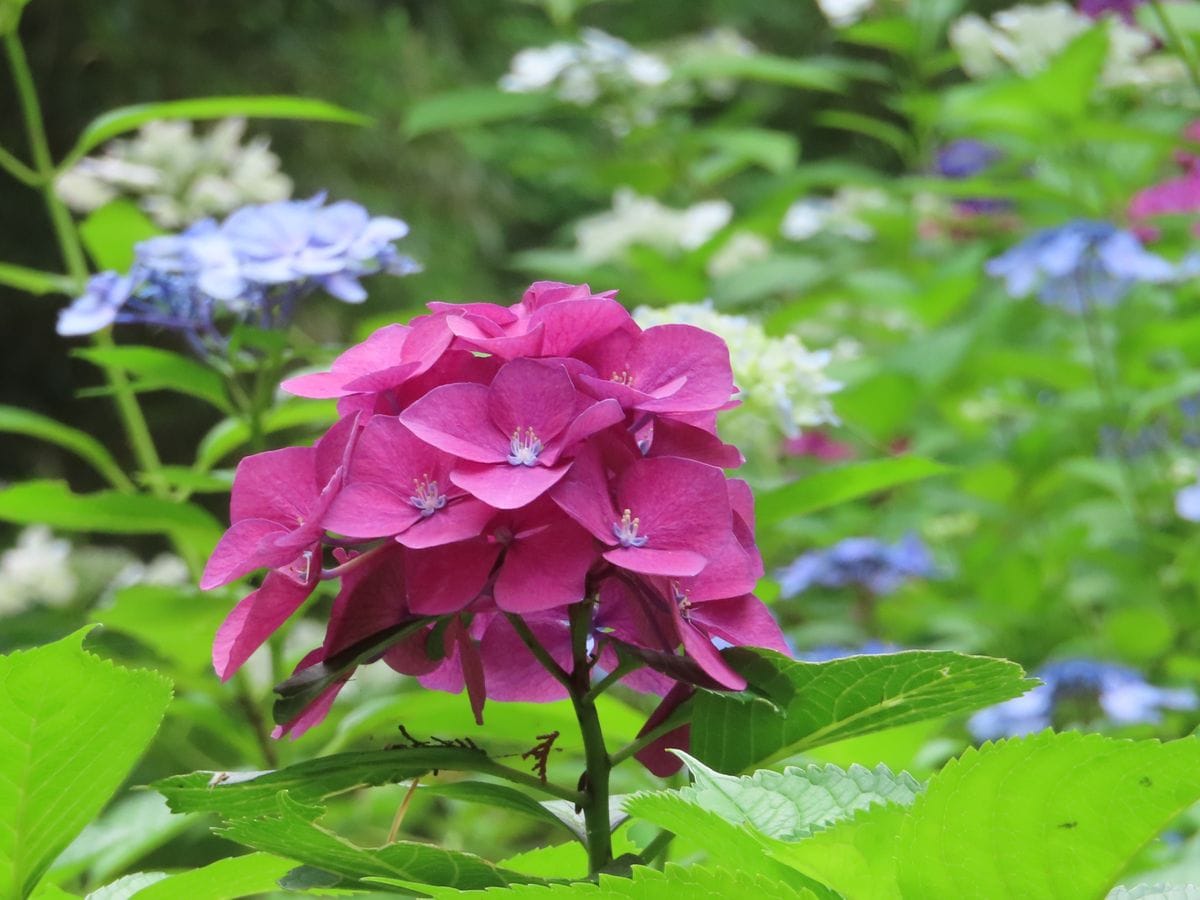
776,533,936,598
968,659,1197,741
797,641,896,662
934,139,1009,214
56,194,419,348
1175,481,1200,521
986,220,1176,313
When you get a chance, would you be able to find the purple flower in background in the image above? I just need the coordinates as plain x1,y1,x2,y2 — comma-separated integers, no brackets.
797,640,896,662
986,220,1176,313
934,139,1010,215
776,533,935,598
56,194,420,349
1078,0,1144,24
968,659,1197,741
1175,480,1200,521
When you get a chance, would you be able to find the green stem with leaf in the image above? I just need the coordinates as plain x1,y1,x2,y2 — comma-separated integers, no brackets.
3,26,167,495
567,601,613,875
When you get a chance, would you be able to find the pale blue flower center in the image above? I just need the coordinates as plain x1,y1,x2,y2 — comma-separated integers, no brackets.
508,427,543,466
409,474,447,517
612,508,648,548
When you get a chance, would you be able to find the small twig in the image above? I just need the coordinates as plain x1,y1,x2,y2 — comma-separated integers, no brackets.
609,699,693,767
388,777,421,843
640,829,675,867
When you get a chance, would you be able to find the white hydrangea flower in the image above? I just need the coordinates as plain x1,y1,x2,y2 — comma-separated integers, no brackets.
781,187,886,242
634,301,841,439
575,188,732,263
707,231,772,278
0,526,78,615
56,118,292,229
950,3,1181,87
817,0,874,28
108,553,191,594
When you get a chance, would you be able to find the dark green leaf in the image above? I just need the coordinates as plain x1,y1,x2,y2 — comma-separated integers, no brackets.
690,649,1033,773
421,782,576,836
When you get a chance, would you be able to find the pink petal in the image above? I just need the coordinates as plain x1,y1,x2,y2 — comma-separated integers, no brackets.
401,382,507,463
549,444,619,543
201,518,290,589
677,534,759,602
281,323,411,398
324,545,410,650
450,460,571,510
616,456,729,555
213,572,315,680
229,446,319,524
479,614,572,701
690,595,790,655
604,546,706,577
396,498,496,549
645,418,743,468
634,684,693,776
487,359,578,443
536,297,636,358
493,517,597,612
274,650,348,739
324,482,423,539
671,601,746,691
542,398,625,464
455,621,488,725
632,325,734,413
404,540,500,614
448,315,545,359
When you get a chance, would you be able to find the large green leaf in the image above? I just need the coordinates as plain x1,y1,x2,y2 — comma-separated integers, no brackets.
78,200,160,271
672,752,923,841
154,747,504,820
64,96,369,167
1107,887,1200,900
89,585,232,677
75,346,232,414
756,457,952,526
419,863,816,898
0,262,76,296
895,733,1200,900
420,782,576,837
405,87,557,137
217,792,545,892
129,852,297,900
690,649,1032,773
0,629,172,899
50,793,192,886
0,405,132,491
674,53,846,92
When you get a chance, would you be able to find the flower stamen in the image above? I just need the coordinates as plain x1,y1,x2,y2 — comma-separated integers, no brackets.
612,508,648,548
507,426,543,466
610,369,635,387
409,473,447,517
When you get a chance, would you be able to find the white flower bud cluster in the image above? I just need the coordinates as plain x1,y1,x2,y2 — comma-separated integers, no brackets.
781,187,888,243
0,526,76,614
634,301,842,440
949,3,1184,88
56,118,293,229
575,188,733,264
816,0,874,28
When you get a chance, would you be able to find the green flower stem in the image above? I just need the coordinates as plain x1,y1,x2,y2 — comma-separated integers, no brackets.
0,141,38,186
4,27,168,496
639,829,675,866
567,601,613,876
609,698,693,767
581,654,642,704
483,760,587,805
1149,0,1200,93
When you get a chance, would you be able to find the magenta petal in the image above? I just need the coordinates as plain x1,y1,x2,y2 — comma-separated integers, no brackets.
213,572,315,680
479,615,571,701
229,446,318,523
451,460,570,510
274,652,348,739
324,482,422,538
281,323,410,398
617,457,729,555
537,297,635,357
690,595,790,656
487,358,578,442
493,519,596,613
396,498,496,549
604,546,706,577
405,540,500,614
646,418,743,469
549,444,618,543
634,684,694,776
679,535,759,602
671,601,746,691
632,325,734,413
454,621,488,725
448,314,546,360
546,399,625,463
201,518,289,588
401,382,507,463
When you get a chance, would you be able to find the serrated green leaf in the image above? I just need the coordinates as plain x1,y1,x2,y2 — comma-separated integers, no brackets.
129,852,297,900
64,96,369,168
77,200,160,271
74,346,231,414
690,649,1033,773
0,405,133,491
154,747,499,819
757,457,952,525
896,733,1200,900
218,792,544,891
0,629,173,899
672,752,923,840
419,863,816,898
405,88,557,138
0,262,76,296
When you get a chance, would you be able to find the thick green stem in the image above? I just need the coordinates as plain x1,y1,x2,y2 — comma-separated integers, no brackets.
568,602,613,875
5,28,169,496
